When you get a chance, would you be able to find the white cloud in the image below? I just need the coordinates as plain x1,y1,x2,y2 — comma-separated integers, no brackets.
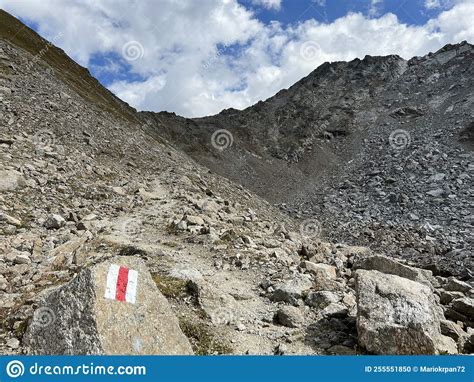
424,0,456,9
424,0,464,10
369,0,384,17
252,0,281,11
425,0,442,9
0,0,472,117
251,0,282,10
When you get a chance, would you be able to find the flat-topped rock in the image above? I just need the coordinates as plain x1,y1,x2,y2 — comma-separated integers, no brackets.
24,256,193,355
355,269,457,355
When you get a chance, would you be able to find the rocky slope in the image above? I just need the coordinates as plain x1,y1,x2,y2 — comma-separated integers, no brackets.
0,10,472,356
143,42,474,279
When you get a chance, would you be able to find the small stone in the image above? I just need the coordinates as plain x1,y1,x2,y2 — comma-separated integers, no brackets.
427,188,444,197
236,323,246,331
342,293,356,308
440,320,464,342
304,261,341,291
271,276,313,305
276,305,304,328
112,186,127,196
7,338,20,349
185,215,205,226
14,253,31,265
0,170,26,192
305,291,340,309
176,220,187,230
439,290,465,305
327,344,356,355
274,343,287,355
429,173,446,182
0,213,22,227
304,261,337,278
321,303,348,318
444,278,472,294
451,298,474,318
44,214,66,229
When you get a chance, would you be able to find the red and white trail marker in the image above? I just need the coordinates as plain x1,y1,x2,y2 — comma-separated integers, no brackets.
104,264,138,304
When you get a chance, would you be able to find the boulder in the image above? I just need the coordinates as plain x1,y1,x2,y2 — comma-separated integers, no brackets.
305,291,340,309
24,256,193,355
321,303,348,318
276,306,304,328
353,255,436,287
355,270,457,354
188,279,240,325
439,290,465,305
304,262,341,291
271,275,313,305
451,297,474,317
444,277,472,293
440,319,465,343
446,297,474,327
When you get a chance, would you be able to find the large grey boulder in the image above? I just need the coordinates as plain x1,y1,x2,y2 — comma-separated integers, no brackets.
355,270,457,354
24,256,193,355
353,255,436,287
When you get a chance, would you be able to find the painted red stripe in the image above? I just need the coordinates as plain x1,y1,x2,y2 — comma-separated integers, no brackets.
115,266,129,301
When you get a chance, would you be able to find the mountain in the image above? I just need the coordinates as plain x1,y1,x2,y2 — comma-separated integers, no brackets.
142,41,474,278
0,10,472,356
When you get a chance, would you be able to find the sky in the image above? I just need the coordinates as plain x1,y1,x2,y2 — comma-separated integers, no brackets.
0,0,473,117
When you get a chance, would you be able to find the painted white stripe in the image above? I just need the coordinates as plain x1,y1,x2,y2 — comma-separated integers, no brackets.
125,269,138,304
104,264,120,300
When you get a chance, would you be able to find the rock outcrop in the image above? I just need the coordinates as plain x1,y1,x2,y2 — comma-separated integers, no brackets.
355,269,457,354
24,257,193,355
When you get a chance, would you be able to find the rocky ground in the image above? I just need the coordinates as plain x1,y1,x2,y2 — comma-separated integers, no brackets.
147,42,473,280
0,11,473,356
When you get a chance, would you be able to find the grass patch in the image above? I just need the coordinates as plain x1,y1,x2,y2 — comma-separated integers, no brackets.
179,319,232,355
152,274,189,299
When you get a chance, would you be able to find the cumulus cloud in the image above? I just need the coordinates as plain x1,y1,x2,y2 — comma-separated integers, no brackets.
0,0,472,117
251,0,282,10
424,0,454,9
368,0,384,17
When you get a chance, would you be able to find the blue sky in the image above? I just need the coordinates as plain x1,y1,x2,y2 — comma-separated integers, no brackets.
0,0,472,117
244,0,451,25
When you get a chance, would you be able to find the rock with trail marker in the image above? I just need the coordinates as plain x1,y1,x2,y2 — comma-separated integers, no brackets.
24,256,193,355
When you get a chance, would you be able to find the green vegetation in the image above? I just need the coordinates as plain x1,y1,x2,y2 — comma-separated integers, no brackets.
152,273,189,299
179,319,232,355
